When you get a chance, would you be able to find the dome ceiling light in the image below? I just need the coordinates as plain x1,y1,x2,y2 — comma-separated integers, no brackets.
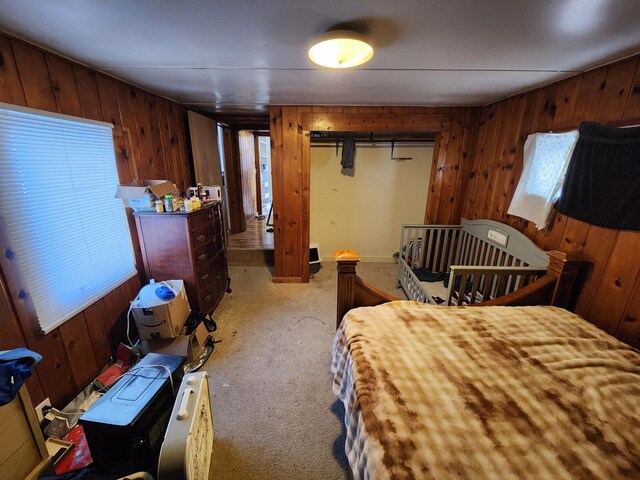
308,30,374,69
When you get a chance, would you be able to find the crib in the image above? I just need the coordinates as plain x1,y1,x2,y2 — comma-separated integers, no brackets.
397,218,550,305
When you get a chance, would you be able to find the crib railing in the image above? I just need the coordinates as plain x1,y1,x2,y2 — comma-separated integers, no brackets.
398,223,549,306
446,266,548,306
398,224,462,273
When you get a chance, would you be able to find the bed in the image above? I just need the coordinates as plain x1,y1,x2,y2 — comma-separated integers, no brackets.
332,252,640,479
397,219,551,306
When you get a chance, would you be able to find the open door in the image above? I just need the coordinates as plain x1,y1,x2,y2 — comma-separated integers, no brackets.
187,111,223,187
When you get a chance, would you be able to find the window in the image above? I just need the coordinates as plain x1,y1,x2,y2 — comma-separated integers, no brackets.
0,103,137,334
507,131,578,230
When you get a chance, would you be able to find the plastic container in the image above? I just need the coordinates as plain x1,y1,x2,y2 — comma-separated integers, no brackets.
155,200,164,213
164,195,173,213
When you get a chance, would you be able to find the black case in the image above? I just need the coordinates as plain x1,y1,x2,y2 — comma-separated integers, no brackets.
79,353,185,475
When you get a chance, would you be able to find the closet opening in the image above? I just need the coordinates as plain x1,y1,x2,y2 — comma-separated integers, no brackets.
310,131,436,270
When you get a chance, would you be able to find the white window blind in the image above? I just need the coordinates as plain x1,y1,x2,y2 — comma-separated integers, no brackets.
507,131,578,230
0,103,137,334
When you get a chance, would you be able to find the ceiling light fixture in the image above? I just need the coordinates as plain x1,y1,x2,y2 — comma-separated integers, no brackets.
308,30,374,69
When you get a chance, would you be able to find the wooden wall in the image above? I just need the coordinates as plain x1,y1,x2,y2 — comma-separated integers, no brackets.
0,33,193,407
270,106,480,282
462,55,640,347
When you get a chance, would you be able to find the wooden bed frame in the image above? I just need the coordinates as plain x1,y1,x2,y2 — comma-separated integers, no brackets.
334,249,585,329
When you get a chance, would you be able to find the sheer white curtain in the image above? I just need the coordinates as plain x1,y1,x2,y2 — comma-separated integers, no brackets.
507,131,578,230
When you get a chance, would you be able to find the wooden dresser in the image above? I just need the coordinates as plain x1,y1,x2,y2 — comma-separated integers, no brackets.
134,202,229,315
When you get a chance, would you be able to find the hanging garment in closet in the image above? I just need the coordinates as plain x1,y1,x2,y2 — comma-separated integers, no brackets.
556,122,640,231
341,138,356,170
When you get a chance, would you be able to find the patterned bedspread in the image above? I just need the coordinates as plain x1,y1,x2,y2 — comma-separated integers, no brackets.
331,301,640,480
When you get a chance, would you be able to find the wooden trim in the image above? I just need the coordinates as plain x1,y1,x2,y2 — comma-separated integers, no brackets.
334,250,400,328
273,277,304,283
301,112,451,132
272,105,477,283
221,125,246,233
335,249,586,329
253,133,262,215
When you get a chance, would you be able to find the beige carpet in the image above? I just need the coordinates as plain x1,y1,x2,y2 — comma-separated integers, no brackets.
204,261,405,479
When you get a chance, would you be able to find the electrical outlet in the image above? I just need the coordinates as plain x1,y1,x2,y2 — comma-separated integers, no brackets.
35,397,51,423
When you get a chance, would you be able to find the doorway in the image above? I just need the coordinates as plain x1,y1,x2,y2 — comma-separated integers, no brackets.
310,133,435,263
256,135,272,218
226,129,274,259
269,106,466,282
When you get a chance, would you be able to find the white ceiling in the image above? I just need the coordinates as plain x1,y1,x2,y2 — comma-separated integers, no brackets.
1,0,640,114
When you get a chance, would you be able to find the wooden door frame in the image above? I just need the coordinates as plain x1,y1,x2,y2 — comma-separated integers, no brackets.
270,107,479,283
252,130,270,216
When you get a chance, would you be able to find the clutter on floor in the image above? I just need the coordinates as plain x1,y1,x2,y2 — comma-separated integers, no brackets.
157,372,214,479
131,279,215,371
79,353,186,475
0,273,220,479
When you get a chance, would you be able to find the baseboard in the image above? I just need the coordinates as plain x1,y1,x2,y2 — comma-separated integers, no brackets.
273,276,303,283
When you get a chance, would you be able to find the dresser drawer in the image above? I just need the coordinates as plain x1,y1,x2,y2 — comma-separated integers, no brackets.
191,224,214,249
198,287,217,313
194,244,214,267
189,208,213,229
195,260,215,289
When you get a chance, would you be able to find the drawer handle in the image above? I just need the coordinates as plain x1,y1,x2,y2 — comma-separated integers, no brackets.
196,234,206,242
198,253,208,261
203,294,212,302
200,273,209,281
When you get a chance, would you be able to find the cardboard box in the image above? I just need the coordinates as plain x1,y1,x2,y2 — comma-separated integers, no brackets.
0,386,50,480
140,322,210,364
131,280,190,340
115,180,178,211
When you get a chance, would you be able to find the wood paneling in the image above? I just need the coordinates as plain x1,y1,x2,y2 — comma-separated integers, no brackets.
72,65,103,122
46,55,83,117
271,106,479,282
0,33,191,406
0,270,45,403
11,41,57,112
0,35,27,106
462,53,640,346
301,112,451,132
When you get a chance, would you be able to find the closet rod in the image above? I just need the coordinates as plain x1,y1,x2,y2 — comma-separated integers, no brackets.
311,139,434,145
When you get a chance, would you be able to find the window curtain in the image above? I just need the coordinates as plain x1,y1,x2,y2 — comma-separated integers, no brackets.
0,102,137,334
507,131,578,230
556,122,640,231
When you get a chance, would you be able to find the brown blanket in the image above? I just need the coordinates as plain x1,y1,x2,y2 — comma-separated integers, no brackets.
332,302,640,479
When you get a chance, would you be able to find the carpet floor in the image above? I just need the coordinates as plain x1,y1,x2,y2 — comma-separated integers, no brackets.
204,262,404,479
